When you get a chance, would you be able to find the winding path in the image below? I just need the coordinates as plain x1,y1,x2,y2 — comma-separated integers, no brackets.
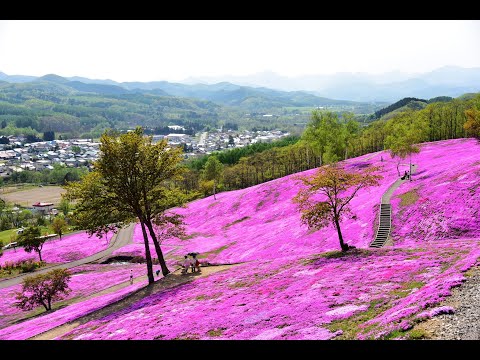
0,223,134,289
370,164,417,248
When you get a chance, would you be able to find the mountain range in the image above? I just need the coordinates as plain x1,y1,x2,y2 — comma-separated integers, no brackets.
183,66,480,102
0,72,369,111
2,65,479,103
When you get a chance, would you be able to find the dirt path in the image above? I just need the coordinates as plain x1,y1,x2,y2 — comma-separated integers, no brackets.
0,223,134,289
31,264,236,340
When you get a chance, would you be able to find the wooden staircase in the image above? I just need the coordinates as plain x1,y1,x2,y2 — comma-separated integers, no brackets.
370,203,391,248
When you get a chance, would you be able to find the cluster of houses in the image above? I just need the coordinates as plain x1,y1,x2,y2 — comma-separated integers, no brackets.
0,138,100,177
153,128,290,157
193,129,290,155
0,128,290,176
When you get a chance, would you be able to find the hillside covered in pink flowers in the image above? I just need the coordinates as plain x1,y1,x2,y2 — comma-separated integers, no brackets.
1,138,479,340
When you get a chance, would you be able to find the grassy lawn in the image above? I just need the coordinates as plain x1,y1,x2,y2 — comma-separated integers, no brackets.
0,226,63,247
0,229,18,247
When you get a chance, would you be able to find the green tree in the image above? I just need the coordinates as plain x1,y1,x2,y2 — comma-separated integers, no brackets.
202,156,223,200
294,165,382,252
384,120,421,178
228,134,235,147
464,108,480,139
302,111,343,165
66,127,187,284
17,226,45,262
341,112,360,160
14,269,71,312
43,131,55,141
58,198,71,217
51,216,67,240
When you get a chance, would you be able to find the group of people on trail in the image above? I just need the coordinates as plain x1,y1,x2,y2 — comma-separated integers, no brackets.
181,253,201,274
401,170,410,180
127,252,202,284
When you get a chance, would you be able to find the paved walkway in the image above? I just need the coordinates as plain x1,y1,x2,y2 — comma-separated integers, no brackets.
381,164,417,204
0,223,134,289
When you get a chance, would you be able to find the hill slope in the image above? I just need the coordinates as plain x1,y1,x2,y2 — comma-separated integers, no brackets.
1,139,479,340
56,138,480,340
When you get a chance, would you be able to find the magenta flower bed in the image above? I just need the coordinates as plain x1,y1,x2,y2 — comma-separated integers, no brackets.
3,138,480,340
0,280,146,340
390,139,480,246
58,241,480,340
0,231,113,266
156,151,400,264
0,263,146,334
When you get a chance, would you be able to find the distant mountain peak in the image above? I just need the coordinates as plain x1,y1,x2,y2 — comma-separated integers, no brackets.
38,74,69,83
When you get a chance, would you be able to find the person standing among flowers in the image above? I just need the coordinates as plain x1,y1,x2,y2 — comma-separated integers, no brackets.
191,253,201,273
181,255,191,274
129,269,134,285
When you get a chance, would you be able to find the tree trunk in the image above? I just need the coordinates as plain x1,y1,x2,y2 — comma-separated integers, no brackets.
47,298,51,311
145,219,170,277
41,300,49,311
334,217,348,252
38,250,43,262
396,161,400,177
409,155,412,182
140,221,155,284
213,181,216,200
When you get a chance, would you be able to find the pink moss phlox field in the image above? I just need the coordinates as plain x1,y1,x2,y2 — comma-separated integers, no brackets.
3,139,480,340
0,264,147,339
390,139,480,246
153,150,403,265
57,241,479,340
417,306,455,320
0,231,113,266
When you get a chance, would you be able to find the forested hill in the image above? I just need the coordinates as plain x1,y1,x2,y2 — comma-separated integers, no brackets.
373,97,428,119
0,80,221,139
1,73,364,110
0,73,380,139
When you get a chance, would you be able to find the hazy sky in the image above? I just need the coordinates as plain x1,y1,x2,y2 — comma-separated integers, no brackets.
0,20,479,82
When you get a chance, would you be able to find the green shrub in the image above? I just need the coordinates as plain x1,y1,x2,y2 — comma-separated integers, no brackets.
20,261,37,273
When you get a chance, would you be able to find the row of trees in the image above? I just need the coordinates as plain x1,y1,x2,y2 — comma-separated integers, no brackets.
3,165,89,186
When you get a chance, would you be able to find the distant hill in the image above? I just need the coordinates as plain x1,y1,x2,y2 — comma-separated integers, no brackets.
182,66,480,102
0,80,221,139
456,93,479,101
123,80,359,109
0,71,376,111
427,96,453,103
374,97,428,119
0,71,36,83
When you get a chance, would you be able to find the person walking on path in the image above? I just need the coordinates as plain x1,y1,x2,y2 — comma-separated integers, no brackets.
129,269,134,285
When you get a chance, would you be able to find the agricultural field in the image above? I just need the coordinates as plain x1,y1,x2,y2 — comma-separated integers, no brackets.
0,185,66,207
